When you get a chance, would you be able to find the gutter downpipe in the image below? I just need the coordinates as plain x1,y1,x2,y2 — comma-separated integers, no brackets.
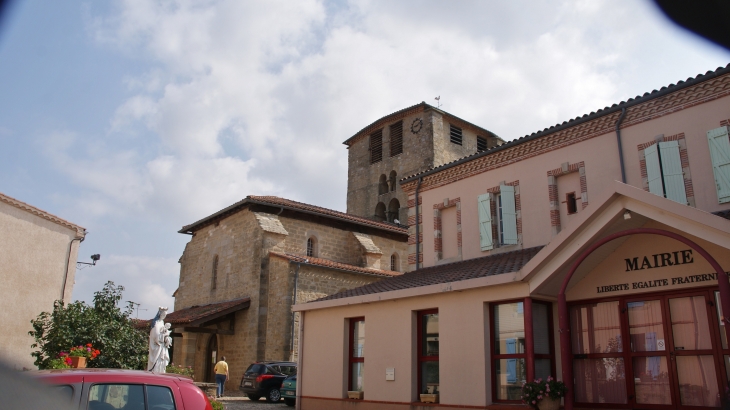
415,177,422,269
615,107,628,183
558,228,730,410
289,262,301,360
61,236,84,302
295,309,305,410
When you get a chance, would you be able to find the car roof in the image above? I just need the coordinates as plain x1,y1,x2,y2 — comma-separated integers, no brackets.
258,361,296,366
32,369,193,383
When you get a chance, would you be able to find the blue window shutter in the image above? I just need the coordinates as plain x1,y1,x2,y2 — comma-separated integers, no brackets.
707,126,730,203
644,144,664,196
506,338,517,383
478,194,493,251
500,185,518,245
658,141,687,204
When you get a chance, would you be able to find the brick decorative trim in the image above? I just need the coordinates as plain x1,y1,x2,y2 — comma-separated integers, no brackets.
433,198,462,262
407,195,423,269
637,133,695,206
402,72,730,194
546,162,587,236
721,119,729,126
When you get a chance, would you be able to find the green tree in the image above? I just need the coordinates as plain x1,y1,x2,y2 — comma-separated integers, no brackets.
29,281,148,370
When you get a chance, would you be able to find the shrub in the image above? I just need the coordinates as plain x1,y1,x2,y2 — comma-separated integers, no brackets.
166,363,194,378
521,376,567,409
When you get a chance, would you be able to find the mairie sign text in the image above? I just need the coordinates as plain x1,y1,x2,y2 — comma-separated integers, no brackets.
625,249,693,272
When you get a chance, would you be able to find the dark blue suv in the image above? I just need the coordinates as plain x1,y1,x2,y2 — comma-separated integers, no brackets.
239,361,296,402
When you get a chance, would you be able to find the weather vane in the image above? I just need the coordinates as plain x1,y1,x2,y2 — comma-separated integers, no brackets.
434,96,442,108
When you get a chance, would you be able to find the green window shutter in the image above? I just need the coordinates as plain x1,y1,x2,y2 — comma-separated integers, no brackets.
658,141,687,205
478,193,493,251
644,144,664,197
500,185,518,245
707,126,730,203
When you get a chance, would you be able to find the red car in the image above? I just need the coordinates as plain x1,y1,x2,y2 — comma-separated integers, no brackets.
33,369,213,410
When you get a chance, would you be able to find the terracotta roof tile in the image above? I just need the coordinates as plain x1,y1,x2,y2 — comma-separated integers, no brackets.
313,246,543,302
270,251,402,277
180,195,407,235
165,298,251,326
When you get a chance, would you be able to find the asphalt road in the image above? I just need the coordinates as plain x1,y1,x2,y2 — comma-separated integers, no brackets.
219,397,293,410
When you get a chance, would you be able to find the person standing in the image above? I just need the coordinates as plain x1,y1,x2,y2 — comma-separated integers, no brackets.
214,356,229,398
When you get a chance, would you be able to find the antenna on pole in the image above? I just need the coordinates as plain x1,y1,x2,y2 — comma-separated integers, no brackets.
434,96,442,109
127,301,148,319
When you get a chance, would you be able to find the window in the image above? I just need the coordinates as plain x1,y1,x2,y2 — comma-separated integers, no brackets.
477,185,518,251
566,192,577,214
211,255,219,290
349,318,365,392
389,170,397,192
306,237,316,257
644,141,687,204
378,174,389,195
707,126,730,203
374,202,386,221
390,253,399,271
390,121,403,157
370,129,383,164
418,310,439,395
89,384,174,410
53,385,74,402
387,198,400,223
449,125,462,145
477,135,487,152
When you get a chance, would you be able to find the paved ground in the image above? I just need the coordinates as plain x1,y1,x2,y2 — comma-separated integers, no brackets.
218,392,293,410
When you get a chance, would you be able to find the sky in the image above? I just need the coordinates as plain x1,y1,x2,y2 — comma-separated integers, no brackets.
0,0,728,319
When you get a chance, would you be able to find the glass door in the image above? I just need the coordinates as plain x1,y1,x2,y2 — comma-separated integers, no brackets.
667,295,721,408
626,298,673,408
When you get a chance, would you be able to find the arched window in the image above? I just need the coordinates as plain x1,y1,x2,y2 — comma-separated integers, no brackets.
374,202,387,221
389,170,397,192
211,255,219,290
378,174,389,195
306,237,317,257
387,198,400,223
390,253,399,271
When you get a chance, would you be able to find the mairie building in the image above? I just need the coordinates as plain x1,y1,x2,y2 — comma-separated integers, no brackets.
294,64,730,410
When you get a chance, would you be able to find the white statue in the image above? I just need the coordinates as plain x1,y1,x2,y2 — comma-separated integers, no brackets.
148,307,170,373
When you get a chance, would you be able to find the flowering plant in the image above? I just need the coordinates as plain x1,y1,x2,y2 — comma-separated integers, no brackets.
67,343,101,360
521,376,566,409
48,354,72,369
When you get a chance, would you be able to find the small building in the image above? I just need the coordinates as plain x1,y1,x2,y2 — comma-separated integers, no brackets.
168,196,408,385
0,192,86,369
294,64,730,409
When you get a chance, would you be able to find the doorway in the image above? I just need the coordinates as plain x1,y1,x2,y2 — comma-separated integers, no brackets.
205,335,218,383
570,288,726,409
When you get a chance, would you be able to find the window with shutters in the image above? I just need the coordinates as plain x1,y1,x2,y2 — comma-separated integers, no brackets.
707,126,730,203
449,125,463,145
643,141,688,204
477,135,488,152
370,129,383,164
390,121,403,157
478,183,519,251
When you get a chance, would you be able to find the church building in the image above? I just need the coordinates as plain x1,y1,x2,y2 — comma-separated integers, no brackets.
294,64,730,410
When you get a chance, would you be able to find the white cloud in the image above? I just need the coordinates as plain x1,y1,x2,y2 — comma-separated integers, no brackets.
72,255,179,317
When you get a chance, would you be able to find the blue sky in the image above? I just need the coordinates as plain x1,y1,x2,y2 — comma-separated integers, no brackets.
1,0,728,318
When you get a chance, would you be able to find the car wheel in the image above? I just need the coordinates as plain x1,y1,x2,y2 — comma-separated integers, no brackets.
266,388,281,402
246,394,261,401
284,398,295,407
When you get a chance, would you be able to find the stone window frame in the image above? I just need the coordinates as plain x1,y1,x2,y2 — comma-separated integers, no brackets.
485,181,522,249
305,231,320,258
433,197,462,264
547,162,587,236
390,253,400,272
637,133,695,206
211,254,219,291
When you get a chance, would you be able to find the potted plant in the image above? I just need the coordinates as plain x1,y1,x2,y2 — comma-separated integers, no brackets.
347,389,364,399
63,343,101,368
521,376,566,410
419,387,439,403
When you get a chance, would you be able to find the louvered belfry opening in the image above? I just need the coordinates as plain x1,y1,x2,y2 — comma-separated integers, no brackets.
370,129,383,164
477,135,487,152
450,125,463,145
390,120,403,157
